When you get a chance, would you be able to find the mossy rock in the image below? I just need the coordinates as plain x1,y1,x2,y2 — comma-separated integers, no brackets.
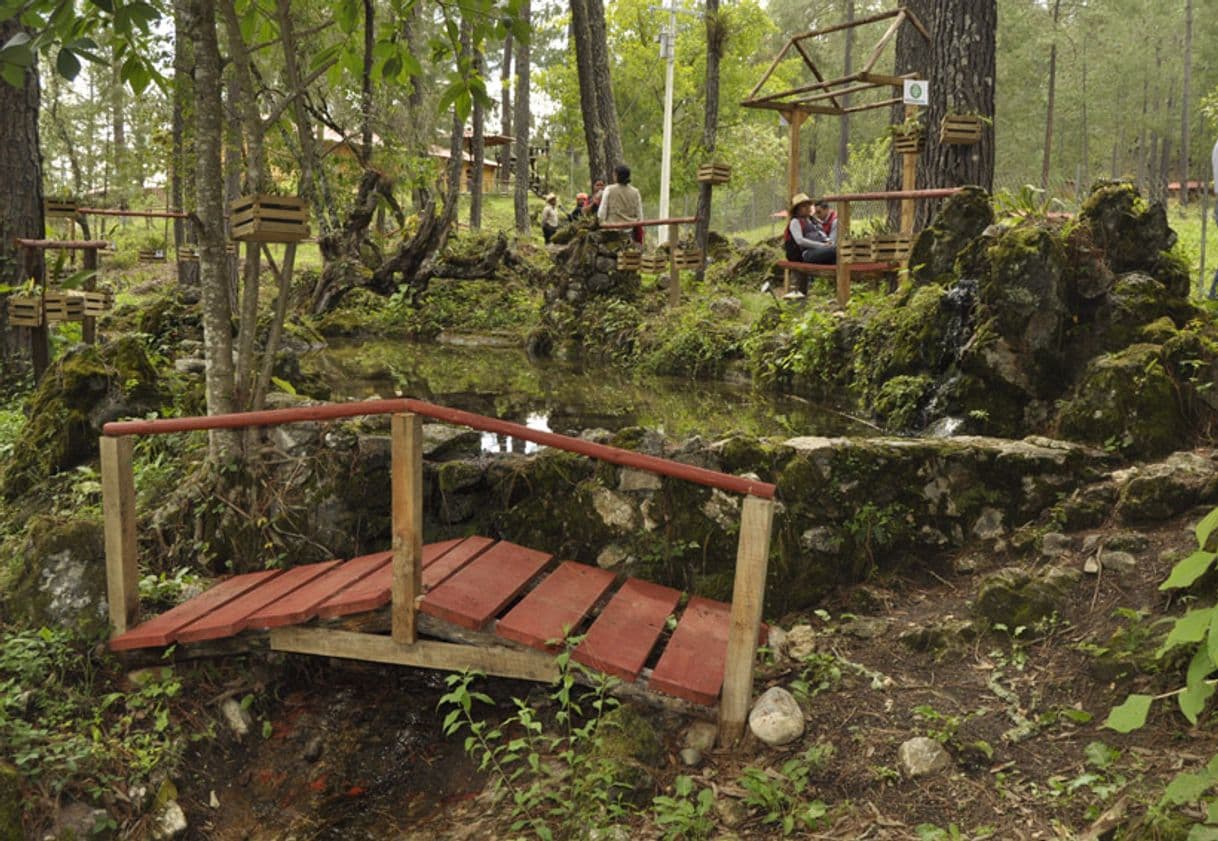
0,762,22,841
909,186,994,285
1098,272,1197,351
851,284,952,407
873,374,933,431
0,337,166,500
1139,316,1180,345
1114,452,1218,523
313,287,402,337
1055,344,1188,459
3,517,108,638
587,704,663,807
1078,182,1176,274
974,565,1081,629
979,225,1068,355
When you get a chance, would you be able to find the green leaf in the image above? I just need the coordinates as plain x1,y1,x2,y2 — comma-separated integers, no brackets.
1197,507,1218,550
1162,770,1218,805
270,377,297,396
1084,740,1119,770
1103,694,1153,733
1161,549,1217,590
1186,826,1218,841
1160,608,1215,657
1181,647,1218,724
1,62,24,87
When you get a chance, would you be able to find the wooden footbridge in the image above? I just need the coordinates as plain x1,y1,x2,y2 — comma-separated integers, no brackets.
100,399,776,744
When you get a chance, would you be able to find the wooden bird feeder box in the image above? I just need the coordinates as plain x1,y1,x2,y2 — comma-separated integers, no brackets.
230,194,310,242
639,253,668,274
840,239,874,262
672,248,704,270
178,244,199,262
44,199,78,219
940,115,983,145
892,130,924,155
82,290,114,317
7,296,42,327
44,292,85,323
138,248,167,263
871,233,913,262
616,250,642,271
696,163,732,185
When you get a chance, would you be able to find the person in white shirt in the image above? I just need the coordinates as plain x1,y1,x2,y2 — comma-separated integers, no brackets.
541,193,561,244
598,165,645,242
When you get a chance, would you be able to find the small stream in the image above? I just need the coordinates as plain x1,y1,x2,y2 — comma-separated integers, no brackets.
305,339,874,445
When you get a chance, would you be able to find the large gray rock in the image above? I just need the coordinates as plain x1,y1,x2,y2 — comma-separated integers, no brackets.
748,687,806,746
898,736,952,778
1114,452,1218,522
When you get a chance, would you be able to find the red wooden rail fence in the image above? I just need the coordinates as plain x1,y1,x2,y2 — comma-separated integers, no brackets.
100,398,776,745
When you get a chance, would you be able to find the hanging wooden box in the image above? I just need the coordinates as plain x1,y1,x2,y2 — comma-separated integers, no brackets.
7,296,42,327
940,115,983,145
616,250,642,271
44,292,85,323
672,248,704,270
839,239,873,263
230,194,310,242
178,244,198,262
696,163,732,185
871,234,913,262
138,248,167,262
82,290,114,316
893,132,924,154
44,199,78,219
639,253,668,274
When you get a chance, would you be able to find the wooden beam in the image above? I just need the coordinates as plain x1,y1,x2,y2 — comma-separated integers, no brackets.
271,626,561,683
668,223,681,308
742,99,841,116
791,7,901,41
790,40,841,111
839,96,904,114
862,10,905,74
836,200,853,307
791,79,886,106
82,246,97,345
786,111,806,205
101,435,139,635
901,105,919,235
903,6,932,42
718,495,776,747
858,71,917,87
391,413,423,645
746,37,794,100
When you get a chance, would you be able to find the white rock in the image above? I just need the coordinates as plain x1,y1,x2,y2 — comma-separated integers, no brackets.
679,747,702,767
897,736,951,778
971,507,1005,541
1100,550,1137,575
619,468,662,492
1041,532,1073,558
784,625,817,661
766,626,787,656
209,790,220,809
748,687,805,746
683,721,718,753
596,544,630,569
591,487,639,531
220,697,252,739
1083,555,1100,574
151,800,188,839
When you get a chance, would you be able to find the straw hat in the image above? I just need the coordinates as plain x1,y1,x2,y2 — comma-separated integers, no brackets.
545,193,557,202
789,192,813,216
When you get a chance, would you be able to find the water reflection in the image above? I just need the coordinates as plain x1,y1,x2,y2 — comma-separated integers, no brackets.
306,340,874,441
481,412,551,454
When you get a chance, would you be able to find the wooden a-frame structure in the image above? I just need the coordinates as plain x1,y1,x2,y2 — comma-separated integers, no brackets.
742,6,930,205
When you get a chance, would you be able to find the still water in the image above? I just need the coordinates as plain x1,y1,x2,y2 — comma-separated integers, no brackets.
305,339,873,445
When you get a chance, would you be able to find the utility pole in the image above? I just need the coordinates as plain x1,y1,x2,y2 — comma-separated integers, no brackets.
652,4,694,242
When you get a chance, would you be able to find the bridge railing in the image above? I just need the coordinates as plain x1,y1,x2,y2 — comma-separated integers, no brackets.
101,397,776,745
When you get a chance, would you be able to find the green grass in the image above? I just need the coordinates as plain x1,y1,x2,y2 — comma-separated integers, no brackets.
1165,199,1218,296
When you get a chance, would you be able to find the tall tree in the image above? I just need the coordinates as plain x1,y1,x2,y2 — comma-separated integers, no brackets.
1040,0,1061,191
1179,0,1192,204
0,16,44,383
470,35,485,229
836,0,853,191
694,0,724,268
513,0,531,231
499,32,512,190
570,0,623,182
171,0,197,285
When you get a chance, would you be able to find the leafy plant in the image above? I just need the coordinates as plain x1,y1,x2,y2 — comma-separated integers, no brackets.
737,742,834,835
653,775,715,841
992,184,1065,222
789,652,841,704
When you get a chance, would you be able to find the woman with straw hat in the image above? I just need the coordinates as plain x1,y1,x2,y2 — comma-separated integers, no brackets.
783,192,836,266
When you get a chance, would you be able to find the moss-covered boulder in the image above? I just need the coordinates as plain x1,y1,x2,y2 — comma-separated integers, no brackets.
1114,452,1218,523
1078,182,1176,275
3,517,108,638
1054,344,1188,459
1096,273,1198,351
0,337,165,500
974,565,1081,628
909,186,994,285
851,284,952,407
979,225,1068,359
587,705,664,807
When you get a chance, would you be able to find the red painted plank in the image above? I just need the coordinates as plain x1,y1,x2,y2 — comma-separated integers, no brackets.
313,537,468,620
573,579,681,683
420,541,552,630
648,597,732,705
246,552,389,629
423,536,496,591
173,560,342,644
496,562,616,651
109,569,283,651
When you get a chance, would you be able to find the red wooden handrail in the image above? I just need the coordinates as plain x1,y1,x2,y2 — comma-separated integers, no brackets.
77,207,190,219
102,398,776,499
600,216,699,230
15,238,109,249
817,187,962,203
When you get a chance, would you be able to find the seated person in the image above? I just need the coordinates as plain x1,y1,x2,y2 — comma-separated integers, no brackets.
783,193,836,265
813,199,838,244
570,192,588,222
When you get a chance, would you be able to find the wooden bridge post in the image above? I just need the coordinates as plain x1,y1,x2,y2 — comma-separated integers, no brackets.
835,200,853,308
100,435,139,634
668,222,681,308
718,494,776,747
391,412,424,645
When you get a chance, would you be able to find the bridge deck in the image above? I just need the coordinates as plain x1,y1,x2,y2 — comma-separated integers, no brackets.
110,536,756,706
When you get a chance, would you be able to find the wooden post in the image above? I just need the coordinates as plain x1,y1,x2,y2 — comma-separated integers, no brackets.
100,436,139,635
835,200,852,307
786,110,806,203
718,494,776,747
391,412,424,645
668,222,681,307
82,246,98,345
24,245,49,379
900,104,919,235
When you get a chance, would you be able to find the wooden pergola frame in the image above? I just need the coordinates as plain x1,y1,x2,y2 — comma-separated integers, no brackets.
741,6,931,217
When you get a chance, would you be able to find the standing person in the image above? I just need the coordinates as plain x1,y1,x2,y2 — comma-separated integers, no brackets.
813,199,838,244
541,193,561,244
586,179,606,216
598,165,644,243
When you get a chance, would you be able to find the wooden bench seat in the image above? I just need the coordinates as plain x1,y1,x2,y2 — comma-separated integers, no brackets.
775,259,900,274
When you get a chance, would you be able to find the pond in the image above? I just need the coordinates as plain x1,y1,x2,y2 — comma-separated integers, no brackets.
304,339,874,448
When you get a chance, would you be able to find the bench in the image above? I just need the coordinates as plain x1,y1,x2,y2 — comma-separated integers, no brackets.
775,259,902,302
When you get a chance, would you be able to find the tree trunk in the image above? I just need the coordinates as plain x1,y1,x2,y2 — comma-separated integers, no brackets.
836,0,853,191
514,0,531,231
886,0,932,226
1040,0,1061,192
694,0,723,270
499,33,512,190
893,0,995,229
111,46,126,206
186,0,239,457
1080,46,1089,196
172,0,198,285
1179,0,1192,205
361,0,375,163
570,0,607,184
470,37,485,229
0,17,44,384
585,0,624,172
